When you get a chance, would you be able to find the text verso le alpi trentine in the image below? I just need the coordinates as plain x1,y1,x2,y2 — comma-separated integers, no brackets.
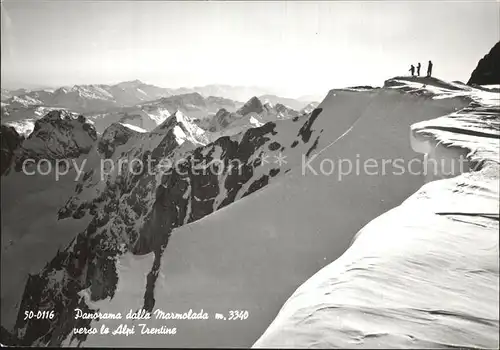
24,308,250,336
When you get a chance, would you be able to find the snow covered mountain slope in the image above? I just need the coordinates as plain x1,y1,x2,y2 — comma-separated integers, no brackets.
10,78,477,347
254,85,499,349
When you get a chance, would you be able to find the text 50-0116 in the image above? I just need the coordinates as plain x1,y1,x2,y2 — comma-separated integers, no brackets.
24,310,55,320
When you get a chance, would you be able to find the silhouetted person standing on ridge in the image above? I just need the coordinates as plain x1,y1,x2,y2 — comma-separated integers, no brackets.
427,60,433,77
416,62,421,76
409,64,415,77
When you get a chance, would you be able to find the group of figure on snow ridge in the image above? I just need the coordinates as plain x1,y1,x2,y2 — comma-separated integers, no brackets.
409,61,433,77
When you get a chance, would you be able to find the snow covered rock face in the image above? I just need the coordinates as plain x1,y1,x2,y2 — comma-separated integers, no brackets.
0,125,24,175
468,41,500,86
11,110,97,169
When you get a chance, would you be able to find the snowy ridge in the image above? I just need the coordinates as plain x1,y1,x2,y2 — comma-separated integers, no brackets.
253,81,499,348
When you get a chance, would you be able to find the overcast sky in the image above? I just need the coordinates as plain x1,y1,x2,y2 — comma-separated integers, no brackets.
1,0,499,97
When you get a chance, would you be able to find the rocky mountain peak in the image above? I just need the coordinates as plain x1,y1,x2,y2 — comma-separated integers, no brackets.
14,110,98,164
98,122,140,158
237,96,264,116
153,110,207,146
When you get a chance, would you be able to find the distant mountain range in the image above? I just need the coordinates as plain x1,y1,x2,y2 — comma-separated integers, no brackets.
1,81,323,109
1,81,321,138
87,92,242,134
1,80,173,113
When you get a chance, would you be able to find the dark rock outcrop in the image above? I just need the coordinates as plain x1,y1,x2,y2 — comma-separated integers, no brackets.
468,41,500,85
